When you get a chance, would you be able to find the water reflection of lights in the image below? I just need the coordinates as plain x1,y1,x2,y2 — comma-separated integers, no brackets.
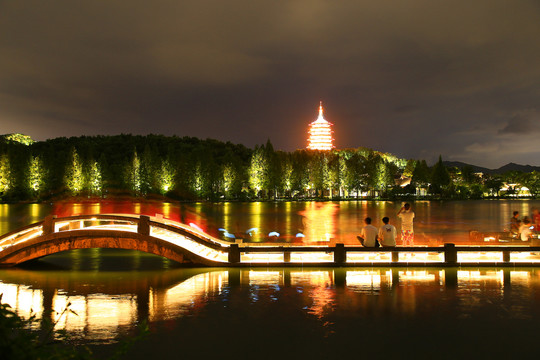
299,203,337,242
398,270,439,282
510,271,531,285
53,293,137,341
150,271,227,321
290,271,333,287
248,270,281,285
457,270,504,283
0,283,43,321
346,270,390,290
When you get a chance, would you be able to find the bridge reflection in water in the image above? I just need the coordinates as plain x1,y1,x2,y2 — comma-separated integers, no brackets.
1,267,540,343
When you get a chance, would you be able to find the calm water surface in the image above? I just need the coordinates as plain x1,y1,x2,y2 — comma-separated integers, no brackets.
2,200,540,358
1,254,540,358
2,199,540,244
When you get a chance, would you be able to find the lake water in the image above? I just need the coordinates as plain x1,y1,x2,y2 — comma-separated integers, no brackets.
2,258,540,358
2,199,540,245
2,200,540,358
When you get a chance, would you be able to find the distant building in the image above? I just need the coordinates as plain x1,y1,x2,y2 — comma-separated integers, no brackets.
307,102,335,150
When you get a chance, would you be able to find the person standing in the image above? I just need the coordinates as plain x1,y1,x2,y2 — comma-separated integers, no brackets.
397,203,415,246
519,217,533,241
378,217,397,247
510,211,521,237
357,217,379,247
532,208,540,232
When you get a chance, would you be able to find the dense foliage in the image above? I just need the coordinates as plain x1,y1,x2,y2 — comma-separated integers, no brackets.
0,134,538,201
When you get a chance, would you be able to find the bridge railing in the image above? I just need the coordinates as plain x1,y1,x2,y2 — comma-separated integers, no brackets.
0,222,44,251
229,243,540,266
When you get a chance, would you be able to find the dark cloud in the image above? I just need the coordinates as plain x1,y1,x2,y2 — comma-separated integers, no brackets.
499,111,540,134
1,0,540,168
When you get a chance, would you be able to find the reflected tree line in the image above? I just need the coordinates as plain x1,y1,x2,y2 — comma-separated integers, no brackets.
1,133,540,201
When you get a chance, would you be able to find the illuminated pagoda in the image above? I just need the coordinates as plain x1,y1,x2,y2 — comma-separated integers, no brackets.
307,101,335,150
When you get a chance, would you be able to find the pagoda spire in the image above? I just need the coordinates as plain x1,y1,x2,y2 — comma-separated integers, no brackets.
307,101,335,151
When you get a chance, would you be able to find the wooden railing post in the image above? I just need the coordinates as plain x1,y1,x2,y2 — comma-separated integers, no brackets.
229,244,240,263
283,249,291,263
42,215,57,236
392,251,399,262
503,250,511,263
138,215,150,236
444,243,457,264
334,243,346,265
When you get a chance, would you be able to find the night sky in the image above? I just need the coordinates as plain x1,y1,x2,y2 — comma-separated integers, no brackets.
1,1,539,168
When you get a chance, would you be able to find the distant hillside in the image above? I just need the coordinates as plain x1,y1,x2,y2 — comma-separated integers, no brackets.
443,161,492,173
443,161,540,174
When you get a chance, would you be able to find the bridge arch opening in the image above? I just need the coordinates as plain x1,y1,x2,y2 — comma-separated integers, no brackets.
25,248,187,271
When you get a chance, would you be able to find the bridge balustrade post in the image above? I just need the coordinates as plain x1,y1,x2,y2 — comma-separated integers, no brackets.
138,215,150,236
392,251,399,262
229,244,240,263
502,250,511,263
444,243,457,264
42,215,57,235
283,249,291,263
334,243,346,265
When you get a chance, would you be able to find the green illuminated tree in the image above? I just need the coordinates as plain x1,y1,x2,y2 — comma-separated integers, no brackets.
87,159,102,195
0,153,11,195
520,171,540,198
64,147,84,195
484,175,503,197
125,149,141,194
191,162,205,198
158,158,175,194
27,155,45,198
280,153,294,197
248,145,269,197
327,152,340,199
344,152,367,198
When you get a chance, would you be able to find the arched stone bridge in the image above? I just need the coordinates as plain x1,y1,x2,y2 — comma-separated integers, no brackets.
0,214,234,267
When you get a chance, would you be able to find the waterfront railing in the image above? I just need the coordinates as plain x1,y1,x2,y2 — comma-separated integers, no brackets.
2,214,540,267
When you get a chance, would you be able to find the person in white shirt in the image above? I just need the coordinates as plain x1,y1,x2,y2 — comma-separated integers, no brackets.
397,203,415,246
519,217,533,241
357,217,379,247
378,217,397,247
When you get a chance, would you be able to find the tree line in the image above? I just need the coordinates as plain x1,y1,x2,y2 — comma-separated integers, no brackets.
0,133,539,202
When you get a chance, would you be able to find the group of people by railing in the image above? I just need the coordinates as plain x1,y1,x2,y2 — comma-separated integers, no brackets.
357,203,415,248
509,209,540,241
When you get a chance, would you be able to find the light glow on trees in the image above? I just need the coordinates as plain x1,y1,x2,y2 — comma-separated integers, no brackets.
126,151,141,193
0,154,10,193
28,155,44,194
249,146,268,193
65,148,83,194
307,102,335,151
88,160,102,194
222,164,235,194
159,160,174,193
